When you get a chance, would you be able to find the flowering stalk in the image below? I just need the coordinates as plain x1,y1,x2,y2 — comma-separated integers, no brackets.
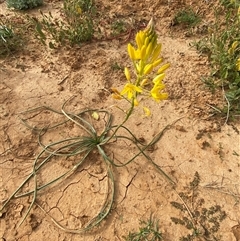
106,18,170,146
112,18,170,117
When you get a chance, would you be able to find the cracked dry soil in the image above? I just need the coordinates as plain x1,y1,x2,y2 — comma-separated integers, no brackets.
0,0,240,240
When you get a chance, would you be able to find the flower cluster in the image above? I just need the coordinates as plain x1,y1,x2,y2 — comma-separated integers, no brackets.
112,18,170,116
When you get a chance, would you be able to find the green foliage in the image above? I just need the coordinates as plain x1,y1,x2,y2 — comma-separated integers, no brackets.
32,0,95,47
111,19,127,36
123,215,163,241
170,172,226,241
194,2,240,115
173,8,201,27
0,20,23,56
220,0,240,8
6,0,43,10
111,62,123,71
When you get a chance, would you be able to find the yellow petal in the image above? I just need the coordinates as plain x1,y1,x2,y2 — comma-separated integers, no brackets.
143,107,151,116
124,67,131,81
152,73,165,84
92,112,99,120
111,88,120,95
112,93,122,100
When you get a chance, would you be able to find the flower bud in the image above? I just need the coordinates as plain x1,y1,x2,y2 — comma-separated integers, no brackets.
152,58,163,68
140,45,147,59
136,31,144,49
151,44,162,62
157,63,170,74
140,79,149,86
143,64,153,75
127,43,136,60
124,67,131,81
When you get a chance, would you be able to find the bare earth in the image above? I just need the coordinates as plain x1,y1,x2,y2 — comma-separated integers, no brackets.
0,0,240,240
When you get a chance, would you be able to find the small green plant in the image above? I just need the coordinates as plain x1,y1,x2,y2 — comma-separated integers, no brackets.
6,0,43,10
32,0,95,47
0,20,23,56
172,8,201,27
111,19,127,36
123,215,163,241
194,2,240,116
170,172,226,241
111,62,123,71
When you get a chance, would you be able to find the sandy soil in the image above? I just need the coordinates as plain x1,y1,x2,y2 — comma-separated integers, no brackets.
0,0,240,240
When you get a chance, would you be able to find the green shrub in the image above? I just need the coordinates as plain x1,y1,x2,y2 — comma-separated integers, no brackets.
173,8,201,27
32,0,95,47
0,24,22,56
194,2,240,116
6,0,43,10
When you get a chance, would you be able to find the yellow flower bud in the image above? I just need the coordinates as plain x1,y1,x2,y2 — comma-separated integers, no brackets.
124,67,131,81
127,43,136,60
143,64,153,75
140,79,149,86
145,41,153,60
140,45,146,59
134,99,139,106
144,36,150,47
152,58,163,68
136,31,144,49
151,44,162,62
144,18,154,34
157,63,170,74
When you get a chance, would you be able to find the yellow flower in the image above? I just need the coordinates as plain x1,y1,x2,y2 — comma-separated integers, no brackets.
120,83,142,100
150,84,168,102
